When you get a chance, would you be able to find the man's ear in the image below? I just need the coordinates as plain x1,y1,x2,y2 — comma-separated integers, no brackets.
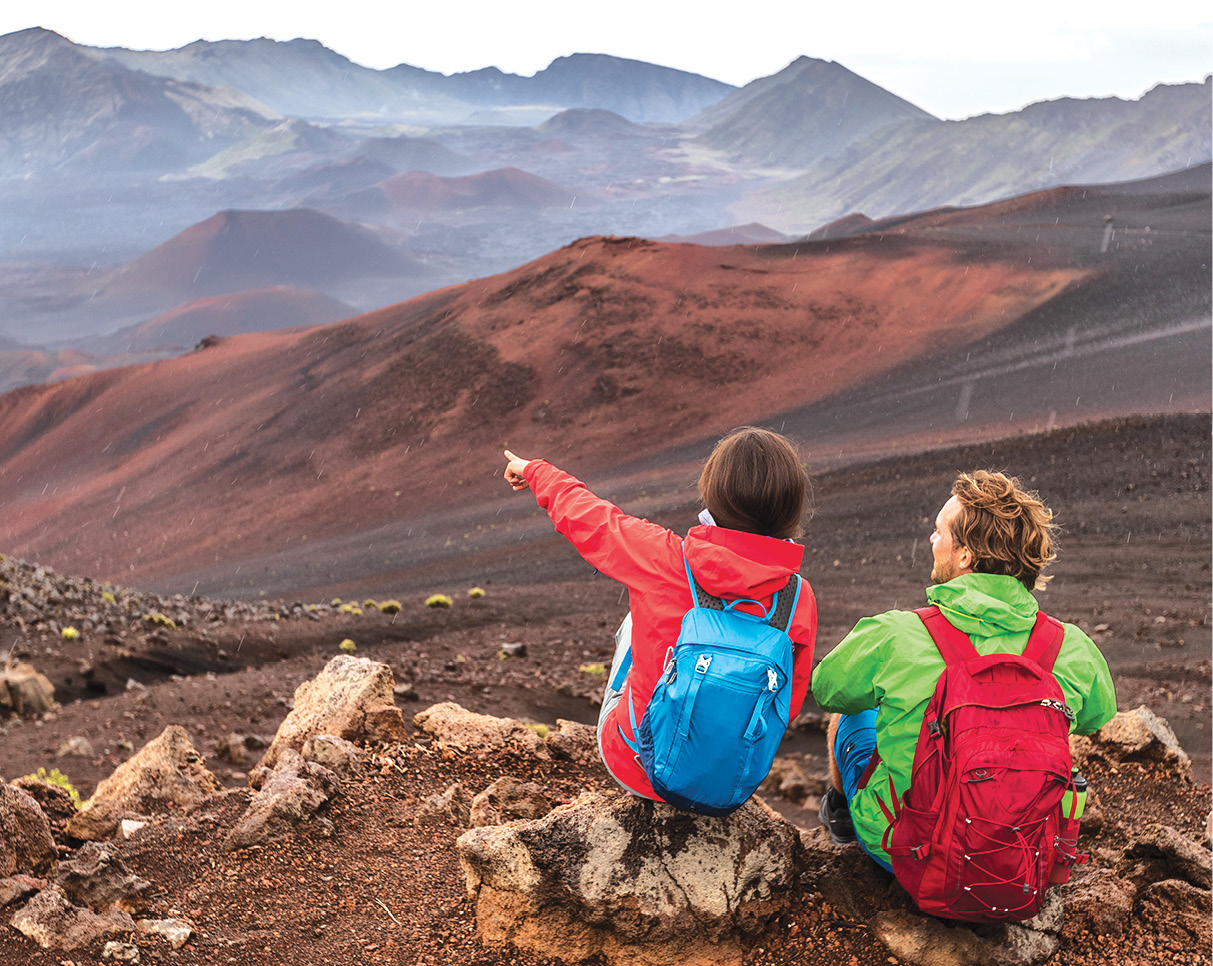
957,545,975,573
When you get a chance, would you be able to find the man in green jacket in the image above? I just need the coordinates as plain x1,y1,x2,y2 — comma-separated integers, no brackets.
812,469,1116,870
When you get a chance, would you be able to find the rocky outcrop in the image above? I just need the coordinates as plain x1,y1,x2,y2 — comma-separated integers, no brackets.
51,843,151,914
469,776,552,827
543,719,598,763
1071,706,1193,781
414,702,548,758
301,734,366,778
10,886,135,950
68,726,221,840
457,793,800,966
0,783,57,875
255,656,406,773
415,783,472,828
0,663,56,717
225,749,339,850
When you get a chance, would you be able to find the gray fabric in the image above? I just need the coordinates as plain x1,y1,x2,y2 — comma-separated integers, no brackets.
596,613,660,800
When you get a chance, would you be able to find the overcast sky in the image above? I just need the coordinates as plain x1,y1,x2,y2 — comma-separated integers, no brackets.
10,0,1211,119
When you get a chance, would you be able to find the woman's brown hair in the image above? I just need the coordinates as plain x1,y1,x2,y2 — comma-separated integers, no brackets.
698,427,810,539
950,470,1058,590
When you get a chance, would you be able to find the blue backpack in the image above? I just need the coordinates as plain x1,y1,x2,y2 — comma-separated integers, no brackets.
625,557,802,816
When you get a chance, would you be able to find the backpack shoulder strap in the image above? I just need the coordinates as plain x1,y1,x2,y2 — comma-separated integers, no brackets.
767,574,801,633
683,556,724,611
914,605,979,665
1021,610,1065,672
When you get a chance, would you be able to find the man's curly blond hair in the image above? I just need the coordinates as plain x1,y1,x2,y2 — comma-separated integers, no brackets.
950,470,1058,590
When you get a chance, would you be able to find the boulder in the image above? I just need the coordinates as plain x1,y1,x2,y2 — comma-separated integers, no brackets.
1136,878,1212,943
12,777,78,829
10,886,135,950
65,801,147,844
414,783,472,829
457,792,801,966
0,783,57,875
225,749,339,851
760,756,824,803
1123,824,1212,889
52,842,152,914
544,719,599,764
413,703,548,758
301,734,366,778
796,829,903,922
0,663,56,717
1059,867,1136,938
74,726,221,832
469,776,552,827
1075,707,1192,781
0,876,39,908
872,906,1059,966
256,657,406,773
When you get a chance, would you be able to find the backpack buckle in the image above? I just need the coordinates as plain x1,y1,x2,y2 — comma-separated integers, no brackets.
695,654,712,674
927,720,942,739
767,668,778,691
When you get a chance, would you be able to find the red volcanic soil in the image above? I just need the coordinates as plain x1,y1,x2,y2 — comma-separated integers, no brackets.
372,167,576,210
89,286,355,352
0,230,1088,589
100,208,421,305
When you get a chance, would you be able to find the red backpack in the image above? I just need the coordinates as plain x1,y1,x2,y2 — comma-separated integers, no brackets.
878,606,1088,922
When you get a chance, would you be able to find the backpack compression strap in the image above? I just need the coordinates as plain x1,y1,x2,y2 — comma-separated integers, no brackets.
915,605,1066,671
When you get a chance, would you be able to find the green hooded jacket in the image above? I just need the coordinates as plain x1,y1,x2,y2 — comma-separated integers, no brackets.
812,573,1117,865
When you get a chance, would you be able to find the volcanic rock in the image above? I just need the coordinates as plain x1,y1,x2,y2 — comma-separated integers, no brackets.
1060,867,1137,937
225,749,339,850
0,783,57,875
456,792,800,966
0,663,56,717
68,726,221,840
415,783,472,828
301,734,366,778
469,776,552,827
871,901,1061,966
543,718,598,764
52,842,151,914
255,656,406,773
413,702,548,758
1071,706,1192,781
135,916,193,948
1123,824,1212,889
9,886,135,950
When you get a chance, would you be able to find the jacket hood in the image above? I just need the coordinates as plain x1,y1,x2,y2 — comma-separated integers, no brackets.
926,573,1039,636
682,524,803,599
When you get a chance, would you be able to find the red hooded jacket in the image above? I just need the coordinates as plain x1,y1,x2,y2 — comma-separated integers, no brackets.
524,459,818,799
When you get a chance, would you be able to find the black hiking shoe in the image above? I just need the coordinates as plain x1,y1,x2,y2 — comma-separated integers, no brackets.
818,787,857,845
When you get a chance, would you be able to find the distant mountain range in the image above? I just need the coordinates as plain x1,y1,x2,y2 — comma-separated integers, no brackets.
0,25,1208,370
94,37,736,125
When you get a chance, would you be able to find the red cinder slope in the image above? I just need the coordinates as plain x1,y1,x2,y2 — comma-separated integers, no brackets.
0,232,1086,589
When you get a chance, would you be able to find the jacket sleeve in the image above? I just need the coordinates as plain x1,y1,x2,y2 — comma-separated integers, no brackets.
524,460,682,593
1059,624,1118,734
811,614,891,714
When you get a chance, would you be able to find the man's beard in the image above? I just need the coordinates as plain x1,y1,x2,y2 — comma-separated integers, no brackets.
931,559,958,584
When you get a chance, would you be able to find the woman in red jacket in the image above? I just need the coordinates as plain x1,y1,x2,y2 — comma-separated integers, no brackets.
503,427,817,802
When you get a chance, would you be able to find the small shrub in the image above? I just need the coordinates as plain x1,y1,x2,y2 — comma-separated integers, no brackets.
467,587,486,599
425,594,453,609
363,599,379,609
100,592,116,604
19,767,82,809
339,603,363,615
61,627,79,640
527,723,550,739
379,600,402,614
143,613,177,630
579,663,607,679
331,598,343,606
339,639,357,654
